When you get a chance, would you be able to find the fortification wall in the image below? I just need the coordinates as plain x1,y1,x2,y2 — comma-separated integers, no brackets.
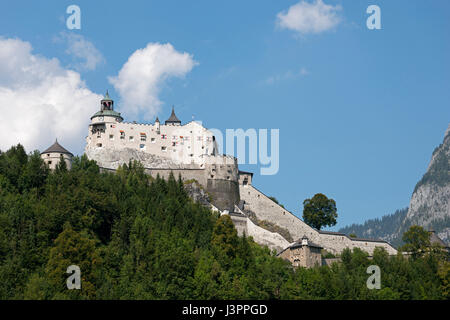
207,179,240,211
349,239,397,255
144,168,207,186
240,184,397,256
229,213,248,236
239,185,320,243
317,233,351,255
229,213,291,253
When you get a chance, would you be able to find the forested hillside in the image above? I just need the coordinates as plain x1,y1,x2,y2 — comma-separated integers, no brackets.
0,144,448,300
339,208,408,247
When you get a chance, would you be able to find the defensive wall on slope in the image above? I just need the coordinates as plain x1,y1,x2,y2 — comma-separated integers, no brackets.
239,184,397,255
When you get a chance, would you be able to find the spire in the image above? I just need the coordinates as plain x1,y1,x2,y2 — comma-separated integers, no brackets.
165,105,181,125
155,116,160,123
101,90,114,111
104,90,111,100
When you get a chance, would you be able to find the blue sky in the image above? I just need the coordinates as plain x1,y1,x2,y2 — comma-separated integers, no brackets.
0,0,449,229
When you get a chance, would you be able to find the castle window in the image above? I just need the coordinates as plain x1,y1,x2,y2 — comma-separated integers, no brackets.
109,135,114,140
140,133,147,141
161,146,167,151
120,131,125,139
172,142,176,147
97,143,102,147
48,161,52,165
151,138,155,143
161,134,167,139
129,136,134,141
47,154,50,157
140,144,145,150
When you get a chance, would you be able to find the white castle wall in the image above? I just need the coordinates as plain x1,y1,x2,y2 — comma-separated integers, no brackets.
239,184,321,242
229,213,291,253
239,184,397,256
86,117,216,167
41,152,72,170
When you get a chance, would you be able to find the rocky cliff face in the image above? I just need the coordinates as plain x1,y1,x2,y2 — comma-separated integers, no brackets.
404,124,450,242
85,147,197,169
339,123,450,246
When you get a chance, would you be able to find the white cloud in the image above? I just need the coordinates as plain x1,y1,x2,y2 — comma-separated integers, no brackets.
56,32,105,71
0,37,102,154
109,42,198,120
276,0,342,35
264,67,309,85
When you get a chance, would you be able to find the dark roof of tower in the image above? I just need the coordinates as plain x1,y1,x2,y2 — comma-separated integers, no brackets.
286,239,323,250
165,106,181,124
238,170,254,177
41,140,73,156
155,116,160,123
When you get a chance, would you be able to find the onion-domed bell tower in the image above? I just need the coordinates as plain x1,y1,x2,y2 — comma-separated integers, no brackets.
90,91,123,124
101,90,114,111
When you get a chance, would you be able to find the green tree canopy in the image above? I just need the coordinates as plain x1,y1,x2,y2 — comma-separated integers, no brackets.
401,225,431,258
302,193,337,230
0,144,448,300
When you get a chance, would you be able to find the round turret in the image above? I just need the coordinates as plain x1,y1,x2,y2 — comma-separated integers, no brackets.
91,91,124,123
41,139,73,170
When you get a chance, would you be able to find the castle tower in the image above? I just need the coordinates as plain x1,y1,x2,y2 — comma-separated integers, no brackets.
165,106,181,126
91,91,124,124
41,139,73,170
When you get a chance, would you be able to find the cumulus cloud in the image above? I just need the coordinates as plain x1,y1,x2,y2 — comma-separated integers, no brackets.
0,37,102,154
56,32,105,71
109,42,198,120
276,0,342,35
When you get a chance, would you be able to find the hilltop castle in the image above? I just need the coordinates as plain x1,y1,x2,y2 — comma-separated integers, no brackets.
41,92,398,267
